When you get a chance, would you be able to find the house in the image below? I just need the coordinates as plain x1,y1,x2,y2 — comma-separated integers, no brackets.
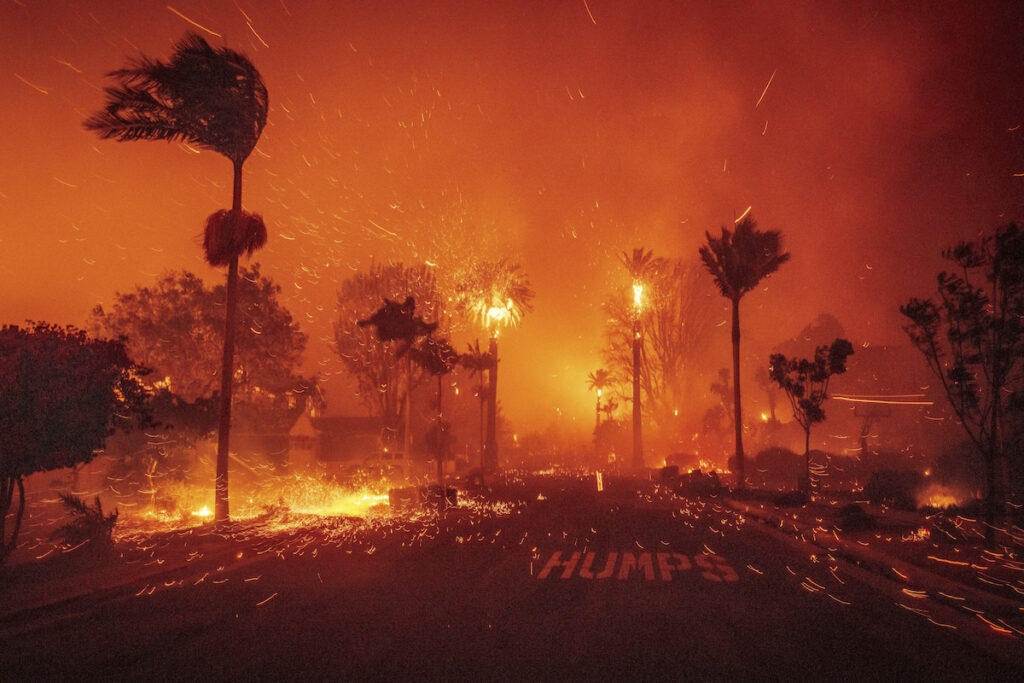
288,414,403,474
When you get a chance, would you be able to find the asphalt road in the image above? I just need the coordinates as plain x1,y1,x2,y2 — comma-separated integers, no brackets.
2,474,1022,681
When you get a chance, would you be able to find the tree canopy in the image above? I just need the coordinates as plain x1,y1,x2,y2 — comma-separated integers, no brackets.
901,222,1024,543
699,215,790,303
0,322,149,564
89,265,314,428
84,32,268,166
335,262,443,422
769,338,854,489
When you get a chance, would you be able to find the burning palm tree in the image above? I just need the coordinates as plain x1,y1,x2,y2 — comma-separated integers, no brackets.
587,368,614,432
460,340,492,469
86,33,269,522
619,248,666,470
455,259,534,471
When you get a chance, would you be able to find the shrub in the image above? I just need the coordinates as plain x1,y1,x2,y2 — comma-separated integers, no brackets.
772,490,808,507
51,493,118,550
837,503,874,531
864,470,924,510
752,447,802,488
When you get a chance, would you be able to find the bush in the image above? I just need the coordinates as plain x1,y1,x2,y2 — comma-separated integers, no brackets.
752,447,802,488
864,470,924,510
772,490,808,507
51,493,118,550
837,503,874,531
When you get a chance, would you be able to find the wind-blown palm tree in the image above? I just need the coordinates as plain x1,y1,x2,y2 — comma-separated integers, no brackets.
619,248,666,470
85,33,269,522
699,215,790,489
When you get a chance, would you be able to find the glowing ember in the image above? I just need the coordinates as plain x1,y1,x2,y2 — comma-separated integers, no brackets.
902,527,931,542
292,491,390,517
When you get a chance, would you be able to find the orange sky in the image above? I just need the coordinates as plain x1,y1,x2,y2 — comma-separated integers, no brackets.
2,1,1023,432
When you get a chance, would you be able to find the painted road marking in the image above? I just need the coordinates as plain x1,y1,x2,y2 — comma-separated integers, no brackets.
536,550,739,582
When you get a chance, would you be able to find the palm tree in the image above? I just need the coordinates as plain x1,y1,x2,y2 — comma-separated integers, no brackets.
85,33,269,522
410,336,459,498
358,296,437,478
454,259,535,471
619,248,666,470
699,215,790,489
586,368,614,432
460,340,492,469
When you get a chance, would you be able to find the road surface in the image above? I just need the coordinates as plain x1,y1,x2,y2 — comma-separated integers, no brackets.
2,474,1021,680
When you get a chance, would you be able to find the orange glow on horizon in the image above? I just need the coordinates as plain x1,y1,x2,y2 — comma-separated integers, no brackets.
3,2,1022,433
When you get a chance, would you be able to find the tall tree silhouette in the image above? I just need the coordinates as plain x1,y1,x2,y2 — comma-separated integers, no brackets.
85,33,269,522
619,248,666,469
699,215,790,489
902,222,1024,546
454,259,534,471
460,340,492,468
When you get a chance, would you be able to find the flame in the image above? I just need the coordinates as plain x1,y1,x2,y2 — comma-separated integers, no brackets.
191,505,213,519
917,484,967,509
632,281,643,310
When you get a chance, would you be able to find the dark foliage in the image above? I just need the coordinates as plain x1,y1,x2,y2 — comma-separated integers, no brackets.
90,266,314,418
409,336,458,377
837,503,874,531
772,490,809,507
901,222,1024,543
84,32,267,166
51,493,118,550
358,296,438,350
699,216,791,301
336,263,443,423
864,469,924,511
203,209,267,267
769,338,854,489
0,323,148,564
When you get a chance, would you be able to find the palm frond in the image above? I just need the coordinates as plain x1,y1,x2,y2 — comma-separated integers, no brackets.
85,32,268,164
203,209,267,266
699,215,790,300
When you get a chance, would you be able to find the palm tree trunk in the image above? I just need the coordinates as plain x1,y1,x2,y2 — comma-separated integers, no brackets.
732,297,745,489
405,355,413,478
214,161,244,523
632,319,643,470
437,374,444,493
486,336,498,471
